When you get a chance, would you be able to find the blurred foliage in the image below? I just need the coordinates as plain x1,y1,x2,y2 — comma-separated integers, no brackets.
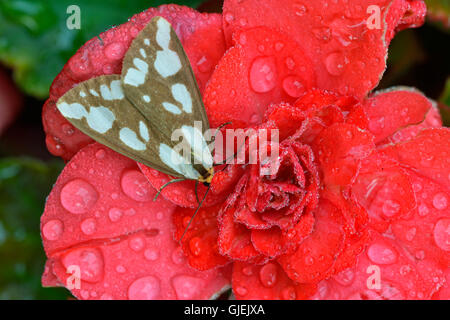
0,158,68,299
0,0,202,99
439,77,450,126
425,0,450,29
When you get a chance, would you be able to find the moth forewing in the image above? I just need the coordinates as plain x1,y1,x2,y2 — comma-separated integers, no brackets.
120,16,213,181
55,74,183,178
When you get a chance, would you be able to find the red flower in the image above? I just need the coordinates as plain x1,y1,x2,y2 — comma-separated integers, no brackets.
41,2,449,300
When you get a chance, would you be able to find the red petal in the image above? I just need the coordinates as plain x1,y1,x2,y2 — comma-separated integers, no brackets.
363,89,434,145
380,128,450,189
314,123,375,187
43,5,225,160
251,211,315,258
232,261,317,300
218,206,262,262
353,152,416,233
278,199,345,283
204,27,315,128
41,143,230,299
312,231,445,300
223,0,426,99
173,204,229,270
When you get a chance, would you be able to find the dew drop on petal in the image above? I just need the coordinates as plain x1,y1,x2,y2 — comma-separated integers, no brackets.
325,52,346,76
367,243,398,265
62,248,104,283
60,179,98,214
104,42,126,61
108,207,123,222
333,268,355,286
129,236,145,252
95,149,106,159
282,76,305,98
249,57,277,93
144,249,159,261
259,263,278,288
235,286,248,296
172,275,205,299
80,218,96,235
433,218,450,251
42,219,64,241
432,193,448,210
382,200,400,217
128,276,161,300
121,170,154,202
281,286,296,300
172,246,186,265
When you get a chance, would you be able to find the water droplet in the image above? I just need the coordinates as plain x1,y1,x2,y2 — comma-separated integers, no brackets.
104,42,126,61
108,208,123,222
62,248,104,282
196,55,212,73
433,218,449,251
95,149,106,159
235,286,248,296
325,52,347,76
121,170,154,202
116,265,126,273
172,275,205,299
42,219,64,241
259,263,277,288
415,250,425,260
334,268,355,286
242,266,253,276
382,200,400,217
282,76,305,98
312,27,331,42
60,179,98,214
62,124,74,136
224,12,234,23
285,57,296,70
100,293,113,300
249,56,277,93
293,3,307,16
275,41,285,52
432,193,448,210
367,243,398,265
80,218,96,235
144,249,159,261
189,237,202,256
129,236,145,252
368,117,385,134
418,204,429,216
125,208,136,216
405,227,416,241
172,246,186,265
281,286,296,300
128,276,161,300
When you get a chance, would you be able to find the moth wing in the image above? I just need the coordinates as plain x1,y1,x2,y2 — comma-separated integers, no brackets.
56,74,201,180
121,17,213,172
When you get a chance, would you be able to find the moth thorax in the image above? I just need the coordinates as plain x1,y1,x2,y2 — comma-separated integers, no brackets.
198,167,214,186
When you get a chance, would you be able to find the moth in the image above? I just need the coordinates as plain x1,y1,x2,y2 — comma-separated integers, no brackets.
56,17,221,237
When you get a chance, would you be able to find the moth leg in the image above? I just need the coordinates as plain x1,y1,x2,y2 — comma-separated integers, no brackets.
153,178,187,201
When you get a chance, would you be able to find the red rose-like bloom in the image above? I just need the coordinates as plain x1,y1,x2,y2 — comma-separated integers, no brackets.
41,2,449,300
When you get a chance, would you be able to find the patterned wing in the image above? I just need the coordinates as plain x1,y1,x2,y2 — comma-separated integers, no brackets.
56,75,202,180
121,17,213,175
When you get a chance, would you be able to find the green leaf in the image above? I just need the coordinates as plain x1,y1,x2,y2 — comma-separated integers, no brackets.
439,77,450,127
0,0,203,99
425,0,450,30
0,157,69,299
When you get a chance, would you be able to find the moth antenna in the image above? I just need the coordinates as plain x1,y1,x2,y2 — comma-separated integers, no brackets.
153,178,186,201
194,180,200,204
179,184,211,243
